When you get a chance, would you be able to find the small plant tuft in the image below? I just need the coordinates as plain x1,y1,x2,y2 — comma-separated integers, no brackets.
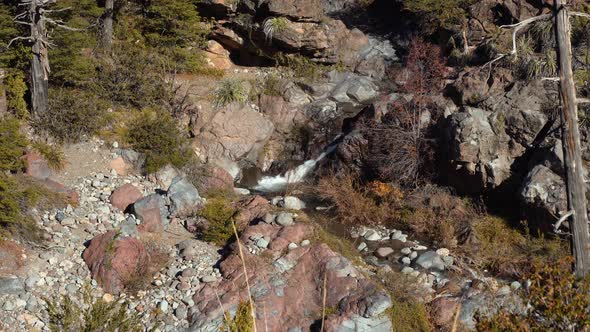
221,301,254,332
213,79,248,108
263,17,289,42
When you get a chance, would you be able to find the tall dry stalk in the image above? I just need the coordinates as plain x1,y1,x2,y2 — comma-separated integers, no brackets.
232,220,257,332
320,272,328,332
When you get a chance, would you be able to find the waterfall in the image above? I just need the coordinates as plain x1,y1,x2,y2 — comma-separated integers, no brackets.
253,140,340,193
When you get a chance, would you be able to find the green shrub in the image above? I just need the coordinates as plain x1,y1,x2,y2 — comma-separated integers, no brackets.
95,45,174,109
125,109,192,174
274,53,326,82
33,88,110,143
403,0,473,33
45,285,144,332
4,70,28,118
213,79,248,108
476,258,590,331
199,197,237,246
0,116,27,172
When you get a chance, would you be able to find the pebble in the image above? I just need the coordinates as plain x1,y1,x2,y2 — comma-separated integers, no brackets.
363,230,381,241
436,248,450,257
288,243,298,250
510,281,522,290
401,257,411,265
159,300,169,313
400,247,412,255
276,212,294,226
357,242,367,251
201,275,217,283
102,293,114,303
375,247,394,258
300,239,310,247
401,267,414,274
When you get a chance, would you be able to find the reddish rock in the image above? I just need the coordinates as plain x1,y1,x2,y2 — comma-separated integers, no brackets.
83,231,150,294
234,195,269,229
0,240,24,276
190,221,392,331
24,152,51,180
109,184,143,212
194,165,234,193
431,297,461,327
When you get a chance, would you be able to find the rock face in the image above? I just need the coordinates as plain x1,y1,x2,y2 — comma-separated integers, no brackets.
109,184,143,212
197,104,274,167
82,231,150,294
188,222,392,331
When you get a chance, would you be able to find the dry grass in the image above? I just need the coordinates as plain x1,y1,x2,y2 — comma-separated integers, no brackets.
121,235,170,295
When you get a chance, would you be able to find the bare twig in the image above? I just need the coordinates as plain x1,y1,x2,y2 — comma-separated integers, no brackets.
542,77,561,82
554,210,574,233
577,98,590,104
320,272,328,332
7,36,33,47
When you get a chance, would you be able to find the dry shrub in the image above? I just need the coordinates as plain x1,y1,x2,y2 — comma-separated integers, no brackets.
401,185,476,249
315,173,400,226
121,235,170,295
470,216,567,278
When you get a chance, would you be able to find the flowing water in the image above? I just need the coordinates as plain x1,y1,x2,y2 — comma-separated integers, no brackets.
252,139,341,193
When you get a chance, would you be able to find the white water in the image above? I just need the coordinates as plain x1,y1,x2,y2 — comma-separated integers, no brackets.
253,144,338,193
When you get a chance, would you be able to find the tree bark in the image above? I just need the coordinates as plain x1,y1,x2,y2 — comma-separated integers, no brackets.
29,0,49,116
101,0,114,49
555,0,590,277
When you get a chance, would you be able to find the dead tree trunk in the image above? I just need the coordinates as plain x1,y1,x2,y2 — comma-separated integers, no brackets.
101,0,114,49
555,0,590,277
29,0,49,116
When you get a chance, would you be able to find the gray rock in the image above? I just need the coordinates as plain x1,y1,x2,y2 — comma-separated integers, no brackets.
511,281,522,290
153,164,181,191
333,314,392,332
65,283,78,294
61,217,75,226
132,194,169,228
0,277,24,294
234,188,250,195
256,237,270,249
168,176,202,217
119,217,139,238
401,257,411,265
282,196,306,210
362,293,392,317
415,251,446,271
55,211,65,222
519,165,567,219
175,303,188,320
276,212,294,226
346,77,378,103
300,239,310,246
288,243,298,250
401,247,412,255
263,213,276,224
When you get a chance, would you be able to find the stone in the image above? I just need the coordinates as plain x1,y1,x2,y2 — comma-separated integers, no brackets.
363,230,381,241
400,247,411,255
83,231,150,294
168,176,202,217
159,300,169,313
401,266,414,274
288,243,299,250
132,194,169,233
195,165,235,193
519,165,567,220
300,239,310,246
375,247,394,258
275,212,295,227
0,277,24,294
281,196,306,210
109,184,143,212
234,188,250,195
151,164,181,191
61,217,75,226
175,304,188,320
357,242,367,251
256,237,270,249
201,275,217,283
401,257,411,265
109,157,129,175
415,251,446,271
102,293,114,303
119,217,139,238
436,248,450,257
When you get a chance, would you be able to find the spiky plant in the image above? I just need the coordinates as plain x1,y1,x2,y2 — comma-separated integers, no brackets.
263,17,289,42
213,79,248,108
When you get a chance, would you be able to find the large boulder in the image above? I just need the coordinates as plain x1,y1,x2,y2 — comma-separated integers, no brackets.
444,107,514,194
131,194,169,233
265,0,324,21
197,104,275,166
167,176,202,217
82,231,150,295
109,184,143,212
188,222,392,331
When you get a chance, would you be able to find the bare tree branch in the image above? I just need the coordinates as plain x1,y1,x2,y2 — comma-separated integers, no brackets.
554,210,575,234
570,11,590,20
7,36,33,47
482,14,552,69
577,98,590,104
43,17,84,31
